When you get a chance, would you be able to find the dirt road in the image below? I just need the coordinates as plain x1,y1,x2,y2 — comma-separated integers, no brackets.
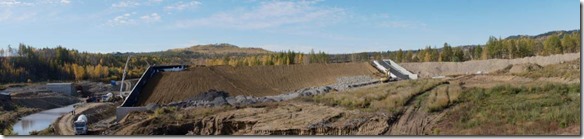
53,103,109,135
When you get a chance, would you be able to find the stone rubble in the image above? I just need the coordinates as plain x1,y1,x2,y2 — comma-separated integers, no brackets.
158,75,380,109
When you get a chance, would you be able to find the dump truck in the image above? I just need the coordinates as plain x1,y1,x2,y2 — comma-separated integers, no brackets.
74,114,88,135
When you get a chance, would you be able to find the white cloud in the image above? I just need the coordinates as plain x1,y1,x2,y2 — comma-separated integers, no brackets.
164,1,200,11
0,0,33,7
107,12,163,26
60,0,70,4
140,13,161,23
107,12,136,26
0,0,71,7
112,0,140,8
175,0,345,29
0,0,69,23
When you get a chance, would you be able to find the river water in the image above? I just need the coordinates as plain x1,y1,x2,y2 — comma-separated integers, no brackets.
12,104,77,135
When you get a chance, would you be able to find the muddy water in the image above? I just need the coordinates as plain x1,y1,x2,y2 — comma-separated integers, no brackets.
12,104,77,135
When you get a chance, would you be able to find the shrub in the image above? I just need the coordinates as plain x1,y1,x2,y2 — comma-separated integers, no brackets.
447,83,580,134
151,107,178,118
310,79,446,114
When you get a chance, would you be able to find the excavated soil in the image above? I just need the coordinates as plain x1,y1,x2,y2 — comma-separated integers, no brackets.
401,53,580,77
112,102,390,135
137,63,380,106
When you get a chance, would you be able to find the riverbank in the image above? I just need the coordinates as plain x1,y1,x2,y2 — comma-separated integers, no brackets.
0,92,80,135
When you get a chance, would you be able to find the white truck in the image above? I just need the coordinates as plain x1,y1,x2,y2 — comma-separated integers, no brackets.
73,114,88,135
101,92,114,102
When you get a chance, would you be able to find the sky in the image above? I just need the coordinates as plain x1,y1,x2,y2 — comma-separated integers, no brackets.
0,0,579,54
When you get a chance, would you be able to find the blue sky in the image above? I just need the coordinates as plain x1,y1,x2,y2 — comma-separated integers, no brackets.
0,0,579,54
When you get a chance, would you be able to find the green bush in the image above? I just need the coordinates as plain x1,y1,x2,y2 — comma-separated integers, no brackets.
151,106,178,118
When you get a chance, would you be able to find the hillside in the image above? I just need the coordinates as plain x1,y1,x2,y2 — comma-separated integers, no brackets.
108,54,580,135
506,29,580,40
170,43,271,55
136,62,380,105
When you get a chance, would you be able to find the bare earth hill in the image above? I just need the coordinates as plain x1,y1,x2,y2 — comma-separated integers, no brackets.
137,62,380,106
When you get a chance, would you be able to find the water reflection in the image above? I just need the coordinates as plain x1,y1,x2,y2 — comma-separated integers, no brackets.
12,104,76,135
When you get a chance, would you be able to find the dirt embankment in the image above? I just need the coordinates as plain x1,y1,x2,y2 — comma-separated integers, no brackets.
53,103,116,135
110,73,580,135
0,92,80,134
112,102,390,135
138,63,380,106
109,80,455,135
106,53,580,135
401,53,580,77
11,94,80,110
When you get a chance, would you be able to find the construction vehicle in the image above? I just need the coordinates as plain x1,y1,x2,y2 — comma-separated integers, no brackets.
379,69,397,83
73,114,88,135
101,92,113,102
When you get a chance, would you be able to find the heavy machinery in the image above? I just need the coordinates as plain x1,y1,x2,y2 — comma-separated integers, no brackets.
379,69,396,83
101,92,113,102
74,114,88,135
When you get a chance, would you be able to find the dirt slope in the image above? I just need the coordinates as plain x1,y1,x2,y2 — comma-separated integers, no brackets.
54,103,114,135
137,63,379,106
111,102,390,135
401,53,580,77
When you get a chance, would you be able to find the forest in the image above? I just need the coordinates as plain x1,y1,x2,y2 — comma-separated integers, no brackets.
205,30,580,65
0,44,166,83
0,30,579,84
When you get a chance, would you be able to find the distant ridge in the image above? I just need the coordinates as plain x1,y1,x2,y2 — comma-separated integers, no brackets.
505,29,580,40
170,43,271,55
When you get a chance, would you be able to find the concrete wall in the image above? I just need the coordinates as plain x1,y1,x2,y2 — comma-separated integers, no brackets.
372,60,418,80
116,107,147,121
46,83,74,96
385,59,418,79
372,60,397,78
116,65,187,121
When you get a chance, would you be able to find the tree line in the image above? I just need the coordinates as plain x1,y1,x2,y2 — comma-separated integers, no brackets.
330,30,580,63
0,30,578,83
0,44,166,84
205,49,329,66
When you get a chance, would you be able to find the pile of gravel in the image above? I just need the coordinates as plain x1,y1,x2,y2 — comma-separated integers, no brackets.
331,76,379,91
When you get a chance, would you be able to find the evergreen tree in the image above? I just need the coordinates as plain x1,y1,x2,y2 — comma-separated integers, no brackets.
441,43,453,62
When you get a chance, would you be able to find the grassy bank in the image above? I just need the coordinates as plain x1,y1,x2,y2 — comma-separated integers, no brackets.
309,79,447,114
515,60,580,80
0,107,39,135
438,83,580,135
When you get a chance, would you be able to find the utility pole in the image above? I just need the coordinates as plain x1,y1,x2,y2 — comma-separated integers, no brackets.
120,55,132,99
